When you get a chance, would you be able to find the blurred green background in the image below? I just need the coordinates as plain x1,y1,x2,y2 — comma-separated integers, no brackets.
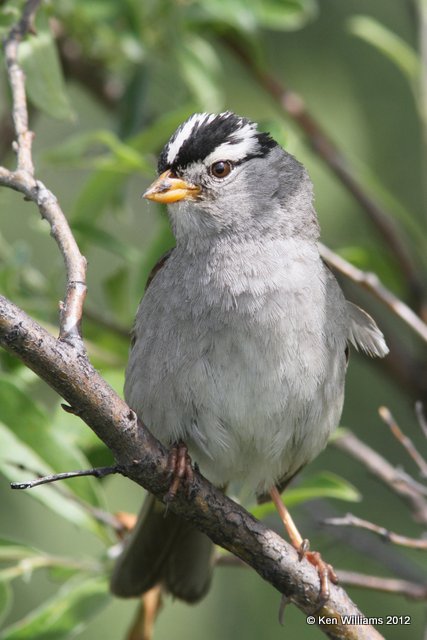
1,0,427,638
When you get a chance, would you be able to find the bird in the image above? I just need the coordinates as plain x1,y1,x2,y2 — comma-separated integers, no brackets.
110,111,388,605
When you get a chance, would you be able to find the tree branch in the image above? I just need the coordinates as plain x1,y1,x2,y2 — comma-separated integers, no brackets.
0,295,383,640
217,555,427,601
319,244,427,344
325,514,427,550
0,170,87,346
333,431,427,524
7,459,126,532
379,406,427,476
0,1,87,347
337,571,427,600
416,401,427,438
10,464,120,490
3,0,41,174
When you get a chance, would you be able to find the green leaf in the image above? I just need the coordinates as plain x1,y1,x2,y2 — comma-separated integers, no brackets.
72,170,126,223
70,0,120,22
348,16,419,89
0,422,104,538
0,538,100,583
251,472,361,519
130,105,198,155
0,581,12,627
99,369,125,397
347,154,427,266
0,377,48,434
72,222,140,262
178,35,224,111
199,0,261,32
71,106,195,222
0,538,40,563
253,0,318,31
285,471,361,506
136,215,175,292
0,2,23,34
42,131,111,167
198,0,316,33
103,268,131,320
0,378,104,512
0,577,110,640
47,565,82,583
45,130,149,172
18,14,74,121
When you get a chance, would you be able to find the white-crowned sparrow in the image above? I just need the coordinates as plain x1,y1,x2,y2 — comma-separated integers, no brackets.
111,111,388,603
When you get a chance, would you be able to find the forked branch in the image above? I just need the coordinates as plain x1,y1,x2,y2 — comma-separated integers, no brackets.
0,0,87,347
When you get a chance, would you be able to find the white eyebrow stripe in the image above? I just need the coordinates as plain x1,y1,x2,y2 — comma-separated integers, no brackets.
204,136,260,165
166,113,215,165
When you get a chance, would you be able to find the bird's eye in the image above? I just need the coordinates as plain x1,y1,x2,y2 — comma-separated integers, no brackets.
210,160,232,179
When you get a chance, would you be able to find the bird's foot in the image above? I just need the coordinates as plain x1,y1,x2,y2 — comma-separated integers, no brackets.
298,539,338,607
164,441,194,503
269,486,337,606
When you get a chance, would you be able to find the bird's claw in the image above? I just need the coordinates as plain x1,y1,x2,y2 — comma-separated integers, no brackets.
164,441,194,503
298,542,338,607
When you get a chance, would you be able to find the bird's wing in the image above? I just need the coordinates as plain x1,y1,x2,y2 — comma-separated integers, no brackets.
145,248,175,291
129,248,174,349
347,301,389,358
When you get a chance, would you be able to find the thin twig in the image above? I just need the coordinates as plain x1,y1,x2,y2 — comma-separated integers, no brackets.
416,402,427,438
0,175,88,347
3,0,41,174
337,570,427,600
37,179,88,345
325,513,427,550
308,500,427,584
0,553,101,580
222,35,426,311
7,460,125,532
379,406,427,477
0,1,87,347
278,594,291,625
10,464,120,490
333,430,427,524
320,243,427,344
217,553,427,601
395,467,427,497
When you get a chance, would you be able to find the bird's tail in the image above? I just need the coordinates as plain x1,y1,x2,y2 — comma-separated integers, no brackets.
110,493,214,603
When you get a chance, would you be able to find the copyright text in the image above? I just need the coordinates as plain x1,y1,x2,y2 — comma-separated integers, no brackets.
306,615,411,626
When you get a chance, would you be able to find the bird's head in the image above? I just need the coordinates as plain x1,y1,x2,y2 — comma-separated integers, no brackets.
144,112,318,247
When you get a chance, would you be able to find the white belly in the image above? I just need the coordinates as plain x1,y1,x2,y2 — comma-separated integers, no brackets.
126,276,347,493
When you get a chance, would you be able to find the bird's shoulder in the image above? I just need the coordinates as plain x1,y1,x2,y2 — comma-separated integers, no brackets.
145,248,175,291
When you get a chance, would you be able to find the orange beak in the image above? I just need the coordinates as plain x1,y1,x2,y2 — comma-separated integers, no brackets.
143,170,201,204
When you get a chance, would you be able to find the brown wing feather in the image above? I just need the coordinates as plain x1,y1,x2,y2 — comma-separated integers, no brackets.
145,248,174,291
256,465,305,504
129,249,174,349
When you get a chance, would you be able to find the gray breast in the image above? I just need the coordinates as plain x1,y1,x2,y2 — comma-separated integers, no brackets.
125,239,348,492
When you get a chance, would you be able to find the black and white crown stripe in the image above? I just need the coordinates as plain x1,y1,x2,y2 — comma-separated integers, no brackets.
165,113,217,166
203,122,263,165
157,111,277,174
